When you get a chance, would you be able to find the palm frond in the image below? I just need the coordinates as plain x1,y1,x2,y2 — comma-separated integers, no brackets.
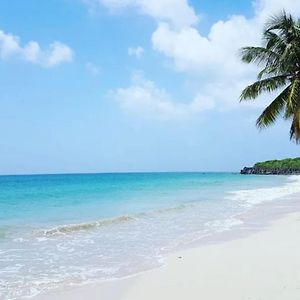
240,75,288,101
287,78,300,108
265,11,294,39
264,12,300,69
256,85,291,128
263,30,286,51
290,106,300,142
239,46,279,66
285,78,300,119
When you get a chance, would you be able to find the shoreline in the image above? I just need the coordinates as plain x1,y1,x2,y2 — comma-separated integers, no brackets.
35,191,300,300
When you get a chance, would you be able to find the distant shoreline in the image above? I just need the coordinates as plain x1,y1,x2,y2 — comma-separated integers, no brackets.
241,157,300,175
240,167,300,175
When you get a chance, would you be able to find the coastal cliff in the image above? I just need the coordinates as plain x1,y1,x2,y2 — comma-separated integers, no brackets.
241,158,300,175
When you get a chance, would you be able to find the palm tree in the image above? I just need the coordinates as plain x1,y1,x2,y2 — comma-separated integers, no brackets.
240,11,300,142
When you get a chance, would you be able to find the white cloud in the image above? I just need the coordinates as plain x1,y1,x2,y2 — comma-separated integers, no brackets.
128,46,144,58
151,0,300,109
109,74,214,120
152,18,259,76
254,0,300,21
0,29,73,68
88,0,300,119
85,0,198,27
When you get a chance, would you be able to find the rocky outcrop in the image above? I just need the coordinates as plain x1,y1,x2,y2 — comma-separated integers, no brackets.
240,167,300,175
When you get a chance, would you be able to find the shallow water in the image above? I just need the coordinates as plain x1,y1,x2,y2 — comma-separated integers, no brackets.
0,173,299,299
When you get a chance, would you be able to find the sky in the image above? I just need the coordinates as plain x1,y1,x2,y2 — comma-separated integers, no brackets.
0,0,300,175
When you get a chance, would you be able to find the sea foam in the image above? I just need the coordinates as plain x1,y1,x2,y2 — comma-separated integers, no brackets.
35,215,136,236
226,175,300,206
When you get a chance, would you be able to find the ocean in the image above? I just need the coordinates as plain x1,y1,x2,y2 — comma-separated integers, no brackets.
0,172,299,299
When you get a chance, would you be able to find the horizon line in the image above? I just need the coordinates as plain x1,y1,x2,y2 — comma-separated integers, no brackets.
0,170,239,177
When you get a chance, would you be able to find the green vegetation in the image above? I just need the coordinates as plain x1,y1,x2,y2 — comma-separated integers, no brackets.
239,11,300,142
254,157,300,170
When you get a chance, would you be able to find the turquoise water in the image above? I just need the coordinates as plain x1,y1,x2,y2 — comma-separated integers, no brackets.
0,173,298,299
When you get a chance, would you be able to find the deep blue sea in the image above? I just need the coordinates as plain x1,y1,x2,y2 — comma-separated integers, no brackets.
0,172,299,299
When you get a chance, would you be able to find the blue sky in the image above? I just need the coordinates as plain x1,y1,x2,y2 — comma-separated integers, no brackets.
0,0,299,175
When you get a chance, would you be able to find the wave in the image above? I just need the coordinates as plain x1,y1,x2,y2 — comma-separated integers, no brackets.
35,215,136,236
34,202,198,237
226,175,300,206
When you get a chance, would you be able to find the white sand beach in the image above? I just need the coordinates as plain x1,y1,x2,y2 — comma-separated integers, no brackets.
36,210,300,300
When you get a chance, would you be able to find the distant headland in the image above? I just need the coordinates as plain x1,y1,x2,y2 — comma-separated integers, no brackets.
241,158,300,175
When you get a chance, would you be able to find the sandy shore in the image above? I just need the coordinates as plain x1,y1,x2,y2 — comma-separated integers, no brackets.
36,210,300,300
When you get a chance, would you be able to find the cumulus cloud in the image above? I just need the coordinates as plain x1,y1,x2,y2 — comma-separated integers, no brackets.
128,46,144,58
87,0,300,119
0,29,73,68
254,0,300,21
85,0,198,27
152,1,300,74
152,18,259,76
151,0,300,109
109,74,214,120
